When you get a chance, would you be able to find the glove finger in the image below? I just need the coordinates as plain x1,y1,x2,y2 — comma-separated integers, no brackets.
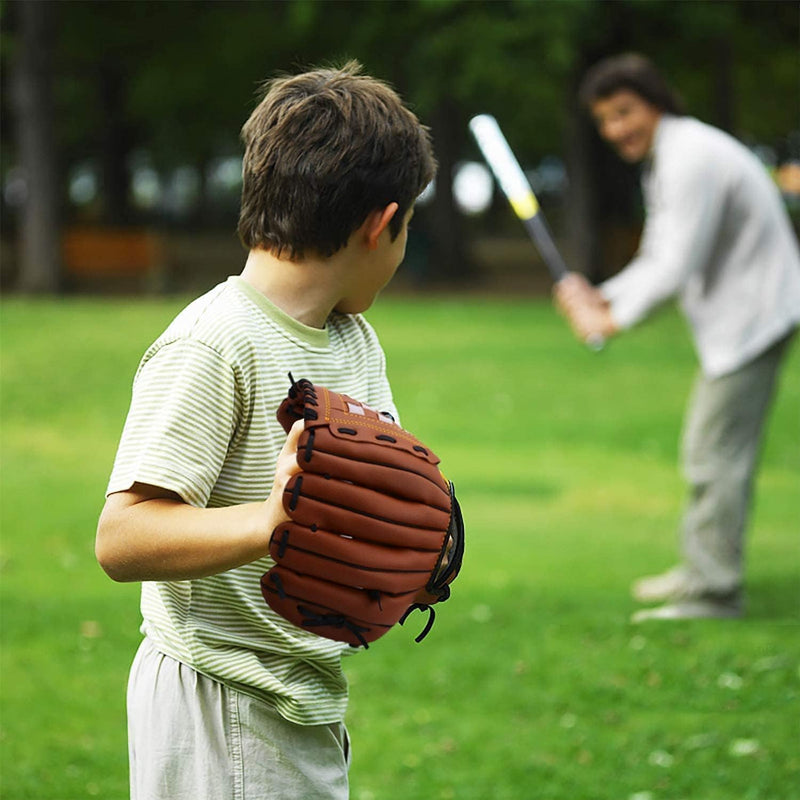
298,431,448,505
262,567,419,634
271,521,441,572
298,426,445,489
283,473,450,550
270,522,439,593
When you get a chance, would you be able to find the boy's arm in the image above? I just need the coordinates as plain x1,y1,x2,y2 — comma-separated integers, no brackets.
96,421,303,582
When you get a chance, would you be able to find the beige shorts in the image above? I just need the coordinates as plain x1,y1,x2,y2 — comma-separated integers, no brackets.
127,638,350,800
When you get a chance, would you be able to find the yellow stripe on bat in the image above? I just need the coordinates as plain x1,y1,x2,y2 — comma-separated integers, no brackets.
510,192,539,220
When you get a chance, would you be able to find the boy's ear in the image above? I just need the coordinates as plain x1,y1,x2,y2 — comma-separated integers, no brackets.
364,202,399,250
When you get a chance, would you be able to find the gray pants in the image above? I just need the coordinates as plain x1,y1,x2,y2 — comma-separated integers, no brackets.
680,332,795,602
127,638,351,800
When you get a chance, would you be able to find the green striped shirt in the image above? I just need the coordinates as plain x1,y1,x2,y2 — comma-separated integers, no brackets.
108,276,397,725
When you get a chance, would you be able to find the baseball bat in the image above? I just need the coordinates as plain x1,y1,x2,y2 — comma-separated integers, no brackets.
468,113,604,350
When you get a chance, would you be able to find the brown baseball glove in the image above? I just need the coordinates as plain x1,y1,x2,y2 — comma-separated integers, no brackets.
261,376,464,648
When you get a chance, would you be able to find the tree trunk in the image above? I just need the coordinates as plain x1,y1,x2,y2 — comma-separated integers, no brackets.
712,37,735,133
99,62,134,224
564,96,600,280
567,11,644,284
11,0,61,293
424,98,475,284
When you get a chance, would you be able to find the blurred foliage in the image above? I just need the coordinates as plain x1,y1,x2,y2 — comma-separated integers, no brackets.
1,0,798,289
34,0,800,176
47,0,587,174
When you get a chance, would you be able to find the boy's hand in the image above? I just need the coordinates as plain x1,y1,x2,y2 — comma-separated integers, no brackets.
263,420,304,532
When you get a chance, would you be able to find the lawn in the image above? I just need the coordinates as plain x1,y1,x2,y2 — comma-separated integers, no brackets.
1,294,798,800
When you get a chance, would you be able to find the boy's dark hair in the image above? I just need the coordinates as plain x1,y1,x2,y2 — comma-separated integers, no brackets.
238,60,437,260
578,53,686,116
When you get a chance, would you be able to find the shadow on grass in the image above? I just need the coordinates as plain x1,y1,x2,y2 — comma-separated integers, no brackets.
745,572,800,622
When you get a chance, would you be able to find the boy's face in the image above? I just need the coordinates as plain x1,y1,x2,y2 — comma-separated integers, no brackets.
336,206,413,315
591,90,662,163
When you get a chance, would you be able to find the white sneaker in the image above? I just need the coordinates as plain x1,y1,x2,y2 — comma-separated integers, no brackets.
631,600,742,623
631,567,696,603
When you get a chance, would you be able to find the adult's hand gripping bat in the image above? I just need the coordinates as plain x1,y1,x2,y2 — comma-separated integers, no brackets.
469,113,604,350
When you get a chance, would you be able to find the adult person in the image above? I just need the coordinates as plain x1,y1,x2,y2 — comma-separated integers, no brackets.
555,53,800,622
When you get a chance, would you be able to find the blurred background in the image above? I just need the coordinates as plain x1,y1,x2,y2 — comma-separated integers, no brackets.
2,6,799,798
2,0,798,297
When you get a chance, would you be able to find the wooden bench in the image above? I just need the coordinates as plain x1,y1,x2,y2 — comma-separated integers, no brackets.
62,227,166,291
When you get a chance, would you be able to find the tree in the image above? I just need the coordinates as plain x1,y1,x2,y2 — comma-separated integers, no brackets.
9,0,61,293
3,0,797,293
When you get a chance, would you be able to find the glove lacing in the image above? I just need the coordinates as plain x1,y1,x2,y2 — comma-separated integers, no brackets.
298,607,373,650
399,603,437,643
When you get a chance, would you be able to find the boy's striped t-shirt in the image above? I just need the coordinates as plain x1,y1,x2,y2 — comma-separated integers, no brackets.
107,276,398,725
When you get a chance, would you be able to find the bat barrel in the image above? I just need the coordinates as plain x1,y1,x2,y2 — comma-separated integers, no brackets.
470,113,603,351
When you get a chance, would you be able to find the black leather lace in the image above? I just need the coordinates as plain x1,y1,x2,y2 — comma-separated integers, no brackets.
298,606,372,649
399,603,437,643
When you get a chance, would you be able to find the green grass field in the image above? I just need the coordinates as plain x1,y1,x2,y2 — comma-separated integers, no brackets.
1,295,798,800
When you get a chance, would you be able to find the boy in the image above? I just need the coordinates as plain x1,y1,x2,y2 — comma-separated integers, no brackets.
555,54,800,621
96,61,437,799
